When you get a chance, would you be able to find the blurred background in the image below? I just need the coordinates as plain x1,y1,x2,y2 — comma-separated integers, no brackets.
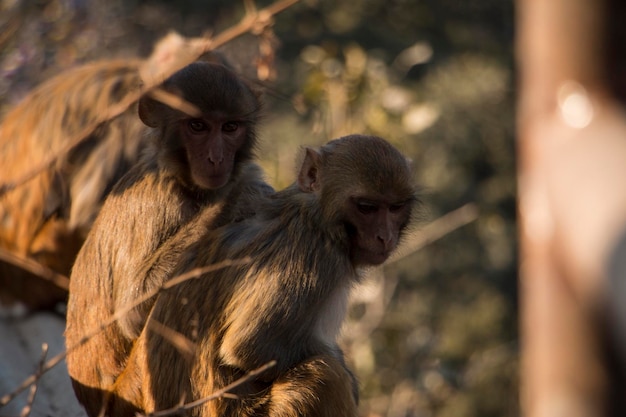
0,0,517,416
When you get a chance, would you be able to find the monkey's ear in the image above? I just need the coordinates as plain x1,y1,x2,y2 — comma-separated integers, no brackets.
298,148,322,193
138,95,162,127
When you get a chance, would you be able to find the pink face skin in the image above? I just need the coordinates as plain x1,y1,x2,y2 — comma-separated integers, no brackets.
348,197,411,266
181,115,248,190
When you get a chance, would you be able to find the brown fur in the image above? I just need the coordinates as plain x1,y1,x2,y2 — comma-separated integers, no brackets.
0,51,232,309
0,59,146,308
108,135,418,416
65,61,271,417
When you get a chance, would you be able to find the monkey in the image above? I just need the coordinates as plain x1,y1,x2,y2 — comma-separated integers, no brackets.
64,60,273,417
0,59,146,309
106,134,419,417
0,47,234,310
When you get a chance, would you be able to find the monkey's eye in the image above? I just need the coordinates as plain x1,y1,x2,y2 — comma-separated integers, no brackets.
356,201,379,215
389,202,407,213
188,119,208,133
222,122,239,133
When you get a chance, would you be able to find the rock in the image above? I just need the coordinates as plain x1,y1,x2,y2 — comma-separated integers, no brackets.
0,312,85,417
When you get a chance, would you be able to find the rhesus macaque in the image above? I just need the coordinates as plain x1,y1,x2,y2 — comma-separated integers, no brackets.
65,61,272,417
0,48,232,310
109,135,419,417
0,59,146,309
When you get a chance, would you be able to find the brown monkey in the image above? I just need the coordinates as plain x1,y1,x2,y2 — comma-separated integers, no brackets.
109,134,419,417
0,59,145,309
65,61,272,417
0,49,232,310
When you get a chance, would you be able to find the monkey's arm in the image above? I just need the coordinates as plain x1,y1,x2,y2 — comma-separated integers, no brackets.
266,355,359,417
87,167,195,337
117,202,224,340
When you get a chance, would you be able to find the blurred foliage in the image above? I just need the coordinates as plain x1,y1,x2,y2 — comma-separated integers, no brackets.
0,0,517,416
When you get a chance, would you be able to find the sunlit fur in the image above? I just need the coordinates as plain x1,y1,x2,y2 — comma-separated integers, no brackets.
107,135,419,417
65,61,271,417
0,59,147,308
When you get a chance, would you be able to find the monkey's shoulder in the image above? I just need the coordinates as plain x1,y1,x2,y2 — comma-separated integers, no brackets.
213,198,349,272
83,163,197,255
106,161,190,205
198,162,273,227
230,162,274,197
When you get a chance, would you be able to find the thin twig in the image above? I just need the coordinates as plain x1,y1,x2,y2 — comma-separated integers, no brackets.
148,88,202,117
387,202,479,264
0,247,69,290
138,360,277,417
243,0,257,15
19,343,48,417
147,319,196,359
0,257,251,406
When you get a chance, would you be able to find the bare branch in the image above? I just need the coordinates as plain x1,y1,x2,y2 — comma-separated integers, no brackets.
387,202,479,264
19,343,48,417
148,88,202,117
209,0,298,48
147,319,196,359
138,360,277,417
0,247,69,290
243,0,257,16
0,257,251,407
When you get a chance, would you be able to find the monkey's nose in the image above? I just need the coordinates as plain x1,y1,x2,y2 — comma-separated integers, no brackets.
208,155,224,165
377,234,394,251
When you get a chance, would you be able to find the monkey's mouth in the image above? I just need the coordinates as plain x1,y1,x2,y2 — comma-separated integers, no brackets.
368,251,390,265
198,173,230,189
356,247,391,266
208,173,228,182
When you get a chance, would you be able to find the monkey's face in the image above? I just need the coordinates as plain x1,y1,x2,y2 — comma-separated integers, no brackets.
180,115,249,189
346,196,412,266
300,134,417,267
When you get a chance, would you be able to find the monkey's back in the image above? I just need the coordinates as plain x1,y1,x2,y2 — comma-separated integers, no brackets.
150,187,355,378
0,60,146,308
